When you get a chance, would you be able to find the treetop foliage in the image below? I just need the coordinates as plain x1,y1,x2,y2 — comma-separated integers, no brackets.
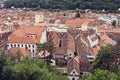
81,69,118,80
4,0,120,11
91,41,120,73
0,52,68,80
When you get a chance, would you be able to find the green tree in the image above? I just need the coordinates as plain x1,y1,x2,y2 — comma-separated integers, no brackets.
91,41,120,73
13,59,42,80
111,20,116,27
2,66,16,80
57,60,64,67
91,44,113,71
81,69,118,80
0,51,7,80
0,50,68,80
13,58,68,80
4,0,120,12
37,39,54,53
36,38,54,64
116,71,120,79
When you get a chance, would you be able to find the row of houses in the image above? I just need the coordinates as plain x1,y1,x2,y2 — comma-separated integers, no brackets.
1,9,120,80
6,24,100,80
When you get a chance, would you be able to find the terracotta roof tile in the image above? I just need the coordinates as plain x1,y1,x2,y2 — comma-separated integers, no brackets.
65,18,89,28
6,47,30,58
8,26,45,44
67,33,75,52
38,50,50,58
101,33,115,45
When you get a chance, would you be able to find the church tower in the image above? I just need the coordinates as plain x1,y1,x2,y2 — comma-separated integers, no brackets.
35,12,44,24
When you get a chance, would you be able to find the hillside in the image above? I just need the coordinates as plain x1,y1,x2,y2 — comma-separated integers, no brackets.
4,0,120,11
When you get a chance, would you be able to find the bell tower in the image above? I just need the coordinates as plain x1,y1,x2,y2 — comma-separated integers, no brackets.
35,12,44,24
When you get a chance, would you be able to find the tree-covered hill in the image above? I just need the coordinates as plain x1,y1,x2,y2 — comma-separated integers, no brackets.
4,0,120,11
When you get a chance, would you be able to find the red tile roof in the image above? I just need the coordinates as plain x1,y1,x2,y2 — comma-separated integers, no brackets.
8,26,45,44
38,50,50,58
65,18,89,28
6,47,30,58
98,28,120,33
67,33,75,52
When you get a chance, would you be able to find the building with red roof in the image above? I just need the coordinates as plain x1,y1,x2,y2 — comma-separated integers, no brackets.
7,26,46,57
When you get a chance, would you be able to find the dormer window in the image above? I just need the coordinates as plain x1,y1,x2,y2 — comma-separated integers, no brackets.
26,34,37,38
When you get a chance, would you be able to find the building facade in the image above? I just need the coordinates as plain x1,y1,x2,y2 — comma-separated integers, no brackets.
7,26,46,58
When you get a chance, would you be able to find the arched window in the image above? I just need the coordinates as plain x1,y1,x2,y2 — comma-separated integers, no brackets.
72,78,75,80
59,39,62,47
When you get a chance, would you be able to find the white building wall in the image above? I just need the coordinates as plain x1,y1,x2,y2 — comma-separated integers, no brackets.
86,55,95,62
35,13,44,24
40,30,47,44
68,76,79,80
0,26,1,33
68,69,79,80
87,36,98,47
81,24,88,31
80,72,91,77
7,43,37,57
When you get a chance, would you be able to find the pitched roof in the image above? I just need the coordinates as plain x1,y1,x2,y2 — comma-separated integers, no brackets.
100,33,115,45
92,46,100,57
47,31,67,55
54,47,67,55
67,33,75,52
98,28,120,33
65,18,89,28
6,47,30,58
98,29,120,41
8,26,45,44
38,50,50,58
67,57,80,75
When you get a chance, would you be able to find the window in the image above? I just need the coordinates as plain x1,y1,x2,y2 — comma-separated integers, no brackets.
11,44,13,47
59,39,62,47
29,45,30,48
21,44,23,47
18,44,19,47
26,35,30,37
32,45,34,48
33,50,34,53
72,78,75,80
74,51,77,56
25,45,27,49
73,71,75,74
89,57,94,60
90,61,93,64
14,44,16,47
80,72,83,75
32,54,35,58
